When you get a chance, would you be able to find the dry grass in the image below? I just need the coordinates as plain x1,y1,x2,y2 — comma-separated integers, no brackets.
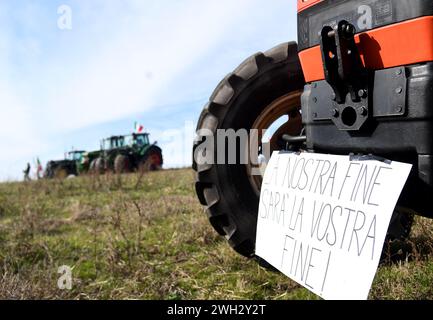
0,169,433,300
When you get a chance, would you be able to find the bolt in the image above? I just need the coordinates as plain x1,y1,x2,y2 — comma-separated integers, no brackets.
396,69,403,76
327,30,336,38
313,112,318,118
331,109,339,118
358,89,367,98
312,83,317,89
343,24,356,38
313,97,318,103
359,106,368,116
396,87,403,94
396,106,403,113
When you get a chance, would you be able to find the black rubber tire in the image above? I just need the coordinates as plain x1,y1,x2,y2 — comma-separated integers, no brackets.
387,208,414,241
193,42,305,257
94,158,105,175
89,160,97,174
140,146,163,172
114,155,131,174
44,163,55,179
381,208,414,263
54,167,68,179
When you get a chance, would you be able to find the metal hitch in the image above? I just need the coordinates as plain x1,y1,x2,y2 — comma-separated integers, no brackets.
319,20,371,131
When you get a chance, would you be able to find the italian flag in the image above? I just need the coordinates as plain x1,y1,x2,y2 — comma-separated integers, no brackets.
36,158,43,173
135,122,144,133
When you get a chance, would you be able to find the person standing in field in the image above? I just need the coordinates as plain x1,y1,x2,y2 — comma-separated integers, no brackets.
23,163,31,182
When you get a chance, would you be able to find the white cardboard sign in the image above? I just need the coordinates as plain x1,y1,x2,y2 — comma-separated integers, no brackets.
256,152,412,300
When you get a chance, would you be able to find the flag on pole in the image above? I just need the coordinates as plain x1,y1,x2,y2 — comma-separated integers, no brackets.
135,122,144,134
36,158,43,179
37,158,42,170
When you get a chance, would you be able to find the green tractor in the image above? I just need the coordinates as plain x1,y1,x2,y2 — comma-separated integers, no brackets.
45,150,86,179
91,133,163,174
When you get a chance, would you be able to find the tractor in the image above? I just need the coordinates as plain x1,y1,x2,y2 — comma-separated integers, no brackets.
193,0,433,259
45,150,86,179
92,133,163,174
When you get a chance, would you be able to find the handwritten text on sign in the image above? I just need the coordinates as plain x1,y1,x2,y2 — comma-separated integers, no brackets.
256,152,412,300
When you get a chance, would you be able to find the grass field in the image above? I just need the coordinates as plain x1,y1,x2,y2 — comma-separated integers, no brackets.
0,168,432,300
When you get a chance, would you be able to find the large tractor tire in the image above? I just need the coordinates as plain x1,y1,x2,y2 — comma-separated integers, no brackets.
89,159,97,173
193,42,415,260
193,42,305,257
139,146,163,172
44,163,55,179
53,165,71,179
94,158,105,175
114,155,131,174
388,208,414,241
381,207,414,262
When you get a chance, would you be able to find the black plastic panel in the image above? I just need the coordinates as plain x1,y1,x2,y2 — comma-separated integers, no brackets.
298,0,433,51
305,66,407,122
373,67,407,117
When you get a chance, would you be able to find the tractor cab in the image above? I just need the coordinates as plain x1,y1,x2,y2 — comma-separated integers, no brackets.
132,133,150,147
102,136,127,151
66,151,85,163
102,133,150,151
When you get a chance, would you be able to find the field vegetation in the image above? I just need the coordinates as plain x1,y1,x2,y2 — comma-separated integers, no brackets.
0,169,432,299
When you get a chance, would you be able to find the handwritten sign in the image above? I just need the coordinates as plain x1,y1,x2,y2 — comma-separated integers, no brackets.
256,152,412,300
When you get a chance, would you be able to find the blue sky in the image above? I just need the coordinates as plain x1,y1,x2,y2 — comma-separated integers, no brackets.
0,0,297,181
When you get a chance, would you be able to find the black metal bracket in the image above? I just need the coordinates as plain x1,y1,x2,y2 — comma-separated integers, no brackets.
306,66,407,124
319,20,371,131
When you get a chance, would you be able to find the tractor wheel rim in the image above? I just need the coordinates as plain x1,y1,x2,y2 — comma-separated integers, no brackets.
247,91,303,196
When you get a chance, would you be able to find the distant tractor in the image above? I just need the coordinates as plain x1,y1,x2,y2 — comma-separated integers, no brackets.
45,151,86,179
92,133,163,174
